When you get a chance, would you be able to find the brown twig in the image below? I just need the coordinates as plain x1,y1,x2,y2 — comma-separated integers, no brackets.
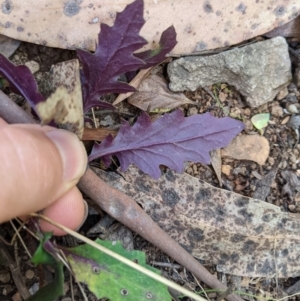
0,240,31,299
0,90,243,301
82,127,117,141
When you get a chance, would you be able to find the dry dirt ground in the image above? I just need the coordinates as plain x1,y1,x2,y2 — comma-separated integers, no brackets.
1,39,300,301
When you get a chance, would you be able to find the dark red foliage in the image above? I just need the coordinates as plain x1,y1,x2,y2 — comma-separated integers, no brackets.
89,110,245,179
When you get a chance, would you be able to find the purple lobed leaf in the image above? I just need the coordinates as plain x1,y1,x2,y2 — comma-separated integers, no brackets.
89,110,245,179
77,0,147,111
0,53,44,108
77,0,177,113
134,25,177,68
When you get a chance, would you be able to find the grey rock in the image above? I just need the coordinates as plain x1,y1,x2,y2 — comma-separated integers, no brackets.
168,37,292,108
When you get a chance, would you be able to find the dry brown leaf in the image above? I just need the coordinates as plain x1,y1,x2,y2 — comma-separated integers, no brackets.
221,135,270,165
113,68,152,105
36,59,83,138
266,15,300,40
128,74,194,112
96,165,300,277
0,1,299,55
210,148,222,186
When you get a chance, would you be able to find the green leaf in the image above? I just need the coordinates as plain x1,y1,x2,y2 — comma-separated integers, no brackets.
27,233,64,301
251,113,270,130
66,239,171,301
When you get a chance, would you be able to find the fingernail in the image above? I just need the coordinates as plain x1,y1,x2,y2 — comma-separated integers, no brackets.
76,200,88,231
46,130,87,182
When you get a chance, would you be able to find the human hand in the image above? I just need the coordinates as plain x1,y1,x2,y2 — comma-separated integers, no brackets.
0,118,88,235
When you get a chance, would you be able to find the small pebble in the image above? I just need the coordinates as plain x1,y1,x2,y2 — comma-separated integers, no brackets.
271,181,277,189
244,120,253,131
288,83,298,92
270,105,283,117
290,153,297,164
251,170,262,179
186,167,193,174
276,87,289,100
221,165,231,176
208,293,217,298
25,269,35,280
218,91,227,102
268,157,275,166
289,204,296,211
188,107,198,116
286,94,298,102
287,104,299,114
243,108,251,116
287,115,300,130
292,163,297,169
24,61,40,74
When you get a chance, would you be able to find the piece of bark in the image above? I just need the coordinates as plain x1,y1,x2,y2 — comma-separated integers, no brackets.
0,90,243,301
82,127,117,141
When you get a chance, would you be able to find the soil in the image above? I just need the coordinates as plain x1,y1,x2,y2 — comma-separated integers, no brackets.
1,37,300,301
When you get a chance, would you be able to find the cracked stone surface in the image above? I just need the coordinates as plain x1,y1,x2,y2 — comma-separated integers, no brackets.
168,37,292,108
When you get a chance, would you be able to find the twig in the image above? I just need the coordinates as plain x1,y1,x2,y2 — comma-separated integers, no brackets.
0,241,31,299
10,220,32,258
151,261,182,269
0,90,244,301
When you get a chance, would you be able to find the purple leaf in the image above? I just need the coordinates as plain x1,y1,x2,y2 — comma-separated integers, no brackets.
89,110,245,179
77,0,147,111
77,0,177,113
0,53,44,108
134,25,177,68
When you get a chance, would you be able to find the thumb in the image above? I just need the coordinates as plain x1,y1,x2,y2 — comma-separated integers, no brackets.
0,122,87,222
